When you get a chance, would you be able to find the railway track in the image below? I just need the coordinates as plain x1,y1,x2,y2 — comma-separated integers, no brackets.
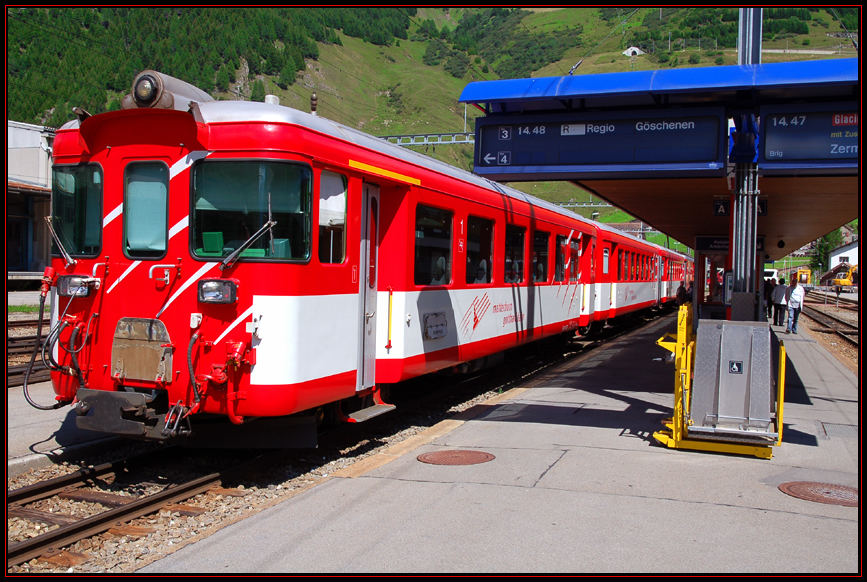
806,289,858,310
7,316,51,330
7,448,265,569
7,318,50,387
800,304,859,347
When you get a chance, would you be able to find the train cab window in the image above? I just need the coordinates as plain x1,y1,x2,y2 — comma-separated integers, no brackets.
414,204,452,286
533,231,549,283
191,161,312,261
466,216,493,284
319,171,347,264
51,164,102,257
555,235,566,282
505,225,525,283
124,162,168,259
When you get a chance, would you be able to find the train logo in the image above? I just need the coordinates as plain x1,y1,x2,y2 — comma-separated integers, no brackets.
460,293,491,339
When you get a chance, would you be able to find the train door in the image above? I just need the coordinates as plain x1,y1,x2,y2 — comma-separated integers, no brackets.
358,183,380,392
584,236,596,319
656,256,664,305
600,243,611,315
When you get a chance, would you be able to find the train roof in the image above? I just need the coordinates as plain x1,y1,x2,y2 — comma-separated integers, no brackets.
62,99,690,261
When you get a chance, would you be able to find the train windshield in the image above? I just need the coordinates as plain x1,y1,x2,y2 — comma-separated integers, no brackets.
191,161,312,261
51,164,103,257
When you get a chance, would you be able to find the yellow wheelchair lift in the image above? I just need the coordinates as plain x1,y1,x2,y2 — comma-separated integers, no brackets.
653,305,786,459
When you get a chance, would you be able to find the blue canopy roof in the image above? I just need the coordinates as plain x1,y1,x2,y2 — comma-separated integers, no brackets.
460,58,859,113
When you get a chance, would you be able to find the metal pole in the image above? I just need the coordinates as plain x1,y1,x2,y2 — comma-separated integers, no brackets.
730,8,763,319
738,8,762,66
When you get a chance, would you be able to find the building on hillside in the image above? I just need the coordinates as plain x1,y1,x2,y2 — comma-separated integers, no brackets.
839,223,857,245
7,120,55,277
829,240,858,268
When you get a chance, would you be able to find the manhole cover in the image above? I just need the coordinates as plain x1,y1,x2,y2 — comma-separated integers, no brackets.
417,450,495,466
778,481,858,507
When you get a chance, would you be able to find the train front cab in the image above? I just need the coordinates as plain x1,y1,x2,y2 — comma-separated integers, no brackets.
46,108,406,441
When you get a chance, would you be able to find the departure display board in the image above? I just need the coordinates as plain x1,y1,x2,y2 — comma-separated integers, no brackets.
473,108,727,180
759,102,858,175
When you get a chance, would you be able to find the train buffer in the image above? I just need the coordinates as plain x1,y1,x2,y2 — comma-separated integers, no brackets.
654,305,787,459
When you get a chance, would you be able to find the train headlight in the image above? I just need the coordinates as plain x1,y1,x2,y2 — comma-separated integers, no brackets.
133,73,159,106
57,275,92,297
198,279,237,304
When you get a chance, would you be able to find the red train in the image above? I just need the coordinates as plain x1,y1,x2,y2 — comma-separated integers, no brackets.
33,70,692,445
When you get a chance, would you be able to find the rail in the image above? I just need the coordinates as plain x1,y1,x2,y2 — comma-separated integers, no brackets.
800,305,859,347
7,318,51,387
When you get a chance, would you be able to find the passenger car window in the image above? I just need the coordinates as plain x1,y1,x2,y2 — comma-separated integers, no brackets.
533,231,549,282
319,171,347,264
505,225,525,283
555,235,566,282
414,205,452,286
466,216,493,284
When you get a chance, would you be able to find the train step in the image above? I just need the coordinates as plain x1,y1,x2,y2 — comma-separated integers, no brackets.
347,403,396,423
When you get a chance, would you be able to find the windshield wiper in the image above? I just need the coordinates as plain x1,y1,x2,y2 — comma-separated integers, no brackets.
45,216,77,268
219,220,277,271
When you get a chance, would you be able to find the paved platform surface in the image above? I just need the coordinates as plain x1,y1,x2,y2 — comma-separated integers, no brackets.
7,310,859,573
139,316,858,573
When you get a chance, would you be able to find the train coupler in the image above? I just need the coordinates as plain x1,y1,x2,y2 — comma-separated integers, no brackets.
75,388,169,440
163,400,192,438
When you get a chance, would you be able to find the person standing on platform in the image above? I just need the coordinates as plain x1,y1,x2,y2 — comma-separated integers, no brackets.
676,281,688,305
785,276,805,334
771,276,787,327
764,277,775,319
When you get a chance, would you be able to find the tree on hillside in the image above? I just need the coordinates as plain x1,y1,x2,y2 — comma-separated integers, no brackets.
250,79,266,102
810,229,843,276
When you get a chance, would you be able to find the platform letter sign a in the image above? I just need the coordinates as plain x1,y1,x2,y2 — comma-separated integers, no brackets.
714,199,730,217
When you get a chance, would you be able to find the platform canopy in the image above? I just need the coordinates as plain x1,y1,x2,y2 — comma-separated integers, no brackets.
460,58,859,261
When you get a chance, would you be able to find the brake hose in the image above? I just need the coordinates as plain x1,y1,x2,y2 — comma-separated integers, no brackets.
188,333,202,403
22,293,69,410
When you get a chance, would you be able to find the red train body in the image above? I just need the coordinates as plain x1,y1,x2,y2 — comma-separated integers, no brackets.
40,71,692,444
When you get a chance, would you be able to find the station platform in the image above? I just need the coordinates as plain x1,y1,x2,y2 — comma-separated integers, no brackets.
7,314,859,573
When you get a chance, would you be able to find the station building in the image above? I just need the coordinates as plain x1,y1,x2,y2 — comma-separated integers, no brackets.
7,120,54,279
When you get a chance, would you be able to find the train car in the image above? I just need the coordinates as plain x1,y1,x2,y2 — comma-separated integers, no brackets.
592,225,691,326
32,70,690,445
